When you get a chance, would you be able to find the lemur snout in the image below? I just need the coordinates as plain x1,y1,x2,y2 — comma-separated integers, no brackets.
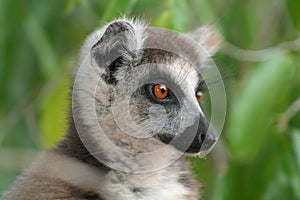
185,118,216,153
158,115,216,154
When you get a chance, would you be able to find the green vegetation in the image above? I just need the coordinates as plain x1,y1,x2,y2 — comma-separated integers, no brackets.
0,0,300,199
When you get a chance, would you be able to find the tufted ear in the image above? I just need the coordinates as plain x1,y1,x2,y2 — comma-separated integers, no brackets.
187,24,222,55
91,20,145,84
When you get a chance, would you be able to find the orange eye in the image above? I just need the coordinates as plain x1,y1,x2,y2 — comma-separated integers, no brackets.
153,84,169,99
196,91,203,103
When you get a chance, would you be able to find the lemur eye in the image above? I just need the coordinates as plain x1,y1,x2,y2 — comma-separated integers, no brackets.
145,83,175,104
196,91,203,103
153,84,169,99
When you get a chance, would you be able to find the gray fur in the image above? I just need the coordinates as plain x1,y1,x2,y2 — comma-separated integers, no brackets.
2,18,219,200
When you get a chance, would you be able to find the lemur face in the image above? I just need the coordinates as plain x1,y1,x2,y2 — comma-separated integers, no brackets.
95,21,216,153
111,49,216,154
73,19,220,171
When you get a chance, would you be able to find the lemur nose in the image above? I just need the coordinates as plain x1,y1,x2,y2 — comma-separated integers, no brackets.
196,117,217,151
199,130,216,151
199,132,205,143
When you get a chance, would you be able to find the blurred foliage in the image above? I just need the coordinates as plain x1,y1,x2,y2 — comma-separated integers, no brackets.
0,0,300,199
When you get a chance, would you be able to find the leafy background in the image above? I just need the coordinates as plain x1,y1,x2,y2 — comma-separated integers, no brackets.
0,0,300,199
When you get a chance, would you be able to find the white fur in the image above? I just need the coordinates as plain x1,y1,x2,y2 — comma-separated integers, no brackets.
28,152,190,200
29,151,105,192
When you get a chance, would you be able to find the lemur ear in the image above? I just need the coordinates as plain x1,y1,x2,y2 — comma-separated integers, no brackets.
91,20,137,64
187,24,222,55
91,20,143,84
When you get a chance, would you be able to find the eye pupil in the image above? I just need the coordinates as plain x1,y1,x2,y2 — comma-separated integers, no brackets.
160,86,166,93
153,84,169,99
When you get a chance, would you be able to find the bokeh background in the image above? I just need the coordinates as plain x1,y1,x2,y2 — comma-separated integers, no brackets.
1,0,300,199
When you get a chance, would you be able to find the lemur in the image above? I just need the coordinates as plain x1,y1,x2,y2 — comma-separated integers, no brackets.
2,18,220,200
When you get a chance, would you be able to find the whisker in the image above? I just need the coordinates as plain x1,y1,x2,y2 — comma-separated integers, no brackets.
200,70,234,90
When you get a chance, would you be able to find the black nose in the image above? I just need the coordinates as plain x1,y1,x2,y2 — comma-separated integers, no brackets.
199,130,216,151
185,118,216,153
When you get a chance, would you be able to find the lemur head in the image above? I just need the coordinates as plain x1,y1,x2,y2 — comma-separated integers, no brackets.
72,18,221,172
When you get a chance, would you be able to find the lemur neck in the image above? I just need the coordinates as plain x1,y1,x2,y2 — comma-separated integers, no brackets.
55,115,199,200
55,114,110,171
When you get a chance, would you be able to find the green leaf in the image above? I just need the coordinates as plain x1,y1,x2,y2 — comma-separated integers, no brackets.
0,171,18,193
152,0,190,31
101,0,138,23
287,0,300,30
64,0,87,14
169,0,190,31
24,15,58,78
227,55,297,161
39,77,70,148
289,135,300,199
291,129,300,172
152,10,174,29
